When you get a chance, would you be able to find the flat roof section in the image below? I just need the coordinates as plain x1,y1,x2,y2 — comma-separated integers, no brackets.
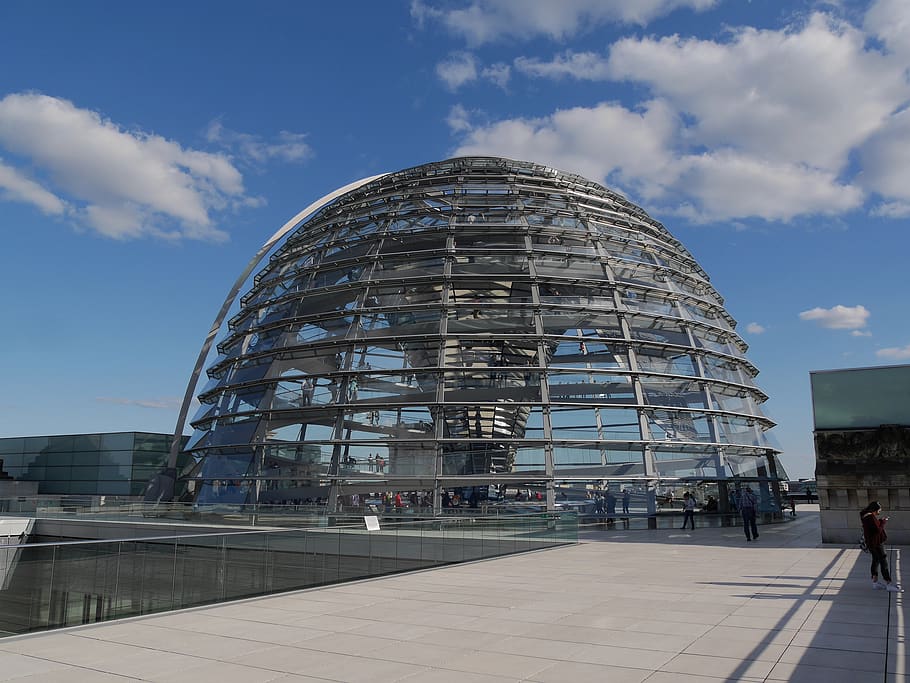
0,506,902,682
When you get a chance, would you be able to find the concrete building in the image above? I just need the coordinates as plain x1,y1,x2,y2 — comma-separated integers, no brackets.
811,364,910,543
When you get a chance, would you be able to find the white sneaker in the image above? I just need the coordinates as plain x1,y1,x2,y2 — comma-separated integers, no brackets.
886,583,903,592
873,580,886,590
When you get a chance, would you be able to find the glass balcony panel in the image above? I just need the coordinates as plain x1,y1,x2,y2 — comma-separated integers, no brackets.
717,416,765,447
451,254,528,275
646,409,714,442
652,449,720,478
709,389,761,416
547,371,635,404
639,377,708,410
636,349,698,376
693,330,733,355
550,406,641,440
627,315,690,346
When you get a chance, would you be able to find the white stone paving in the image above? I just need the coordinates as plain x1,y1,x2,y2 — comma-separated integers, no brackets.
0,506,905,682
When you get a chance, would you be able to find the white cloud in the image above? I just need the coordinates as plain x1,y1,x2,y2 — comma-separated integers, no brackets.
453,99,678,196
745,322,766,334
877,344,910,360
799,304,870,330
480,62,511,89
0,158,66,215
670,151,863,222
871,201,910,218
412,0,717,45
515,51,611,80
446,104,473,133
204,120,312,164
864,0,910,62
96,396,183,410
0,93,250,241
851,330,873,337
436,53,478,90
858,108,910,204
606,13,909,172
452,101,863,221
448,6,910,223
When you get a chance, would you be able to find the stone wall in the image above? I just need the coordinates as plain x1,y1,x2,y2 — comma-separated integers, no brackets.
816,425,910,544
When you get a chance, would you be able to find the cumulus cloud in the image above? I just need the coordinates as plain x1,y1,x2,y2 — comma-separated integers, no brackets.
871,201,910,218
0,93,250,241
745,323,766,334
436,52,479,90
0,158,66,215
858,108,910,205
799,305,870,330
670,152,863,222
446,104,473,133
877,344,910,360
448,6,910,223
515,51,611,80
452,100,862,221
481,62,511,89
412,0,717,45
605,13,908,172
454,99,678,197
204,120,312,164
864,0,910,62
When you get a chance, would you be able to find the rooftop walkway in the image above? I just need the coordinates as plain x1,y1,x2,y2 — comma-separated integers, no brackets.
0,506,904,682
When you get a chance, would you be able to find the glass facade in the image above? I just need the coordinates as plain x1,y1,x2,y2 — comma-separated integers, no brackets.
0,432,188,496
183,157,784,508
810,364,910,430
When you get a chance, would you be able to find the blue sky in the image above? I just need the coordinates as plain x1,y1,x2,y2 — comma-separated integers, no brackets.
2,0,909,480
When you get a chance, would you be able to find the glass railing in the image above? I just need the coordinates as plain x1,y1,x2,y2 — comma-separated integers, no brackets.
0,512,576,637
0,498,571,527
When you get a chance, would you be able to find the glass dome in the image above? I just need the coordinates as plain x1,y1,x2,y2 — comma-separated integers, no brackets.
182,157,784,509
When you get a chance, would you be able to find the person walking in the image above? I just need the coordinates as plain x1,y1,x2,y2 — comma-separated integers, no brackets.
622,489,631,515
681,491,696,530
861,501,901,592
740,486,759,541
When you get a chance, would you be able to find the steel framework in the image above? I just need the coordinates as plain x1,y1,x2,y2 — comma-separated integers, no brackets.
178,157,783,510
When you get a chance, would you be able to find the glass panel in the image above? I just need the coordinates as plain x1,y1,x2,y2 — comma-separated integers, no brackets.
547,371,635,404
645,409,714,442
550,406,640,440
0,438,25,454
101,433,134,451
45,436,74,453
811,365,910,430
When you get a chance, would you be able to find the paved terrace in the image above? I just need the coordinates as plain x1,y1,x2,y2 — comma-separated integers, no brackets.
0,506,904,682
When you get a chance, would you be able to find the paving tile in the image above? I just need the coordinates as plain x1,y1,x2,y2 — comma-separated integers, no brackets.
413,628,506,650
399,670,519,683
528,660,650,683
778,644,885,672
683,634,787,661
767,662,877,682
6,667,138,682
147,660,283,683
570,642,675,670
789,629,886,653
304,653,427,683
660,652,774,679
0,650,75,680
431,650,557,679
73,623,276,660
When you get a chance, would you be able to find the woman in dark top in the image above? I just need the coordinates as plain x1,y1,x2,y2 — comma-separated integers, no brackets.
861,501,901,592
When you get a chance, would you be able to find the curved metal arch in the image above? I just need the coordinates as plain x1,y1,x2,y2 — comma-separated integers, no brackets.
167,172,389,470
